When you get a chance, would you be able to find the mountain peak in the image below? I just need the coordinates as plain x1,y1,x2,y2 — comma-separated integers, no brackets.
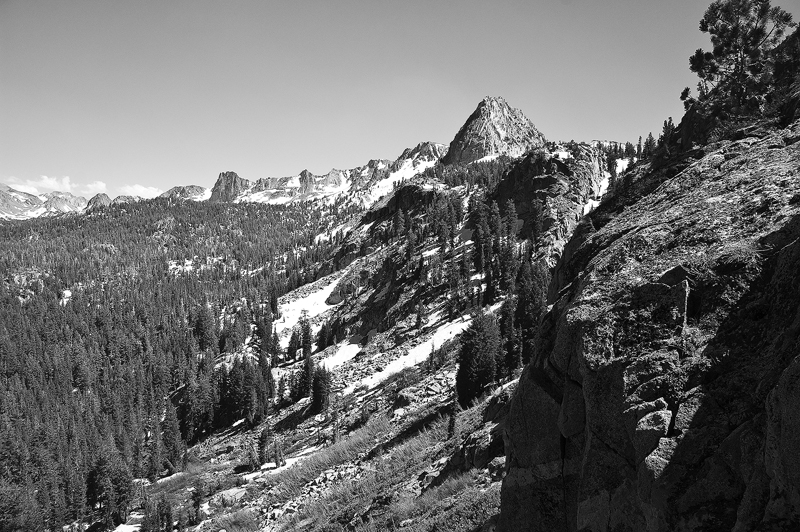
209,171,251,203
442,96,546,165
87,193,112,209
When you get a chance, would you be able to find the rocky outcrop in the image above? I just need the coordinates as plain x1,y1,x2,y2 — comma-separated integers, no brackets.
442,96,546,165
112,195,142,205
391,142,448,172
494,144,606,269
209,171,251,203
160,185,208,201
87,193,112,209
500,120,800,531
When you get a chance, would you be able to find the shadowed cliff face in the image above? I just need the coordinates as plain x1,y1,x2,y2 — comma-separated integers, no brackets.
494,144,605,269
500,120,800,531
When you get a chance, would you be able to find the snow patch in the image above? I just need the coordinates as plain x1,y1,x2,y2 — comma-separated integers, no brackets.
114,512,143,532
320,341,362,370
344,315,474,394
275,273,344,347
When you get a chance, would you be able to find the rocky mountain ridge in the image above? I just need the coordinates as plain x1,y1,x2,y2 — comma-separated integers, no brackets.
0,184,87,220
0,96,550,221
207,141,448,206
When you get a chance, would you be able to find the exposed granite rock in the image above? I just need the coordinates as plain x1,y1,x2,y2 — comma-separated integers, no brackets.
112,195,142,205
159,185,208,201
209,171,251,203
500,120,800,531
87,193,112,208
391,141,448,172
442,96,546,165
494,143,606,269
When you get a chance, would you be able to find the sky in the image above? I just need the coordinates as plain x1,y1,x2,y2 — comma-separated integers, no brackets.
2,0,797,199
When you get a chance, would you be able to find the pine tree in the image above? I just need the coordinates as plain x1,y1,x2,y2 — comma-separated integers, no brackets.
287,329,301,363
455,310,501,408
258,426,272,465
490,201,503,257
530,200,544,250
194,304,217,353
277,375,287,405
516,256,549,364
190,482,204,525
161,401,183,475
499,296,521,377
300,311,313,358
311,366,332,413
147,417,163,482
643,132,656,159
393,208,406,238
688,0,795,111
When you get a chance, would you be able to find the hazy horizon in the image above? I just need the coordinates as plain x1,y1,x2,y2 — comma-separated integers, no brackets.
2,0,798,198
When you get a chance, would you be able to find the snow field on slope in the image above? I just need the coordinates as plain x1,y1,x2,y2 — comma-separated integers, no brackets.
582,174,610,215
616,157,636,175
275,272,344,348
361,157,437,206
343,313,474,395
320,341,362,370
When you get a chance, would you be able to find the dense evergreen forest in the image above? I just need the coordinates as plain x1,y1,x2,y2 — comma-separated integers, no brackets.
0,198,362,530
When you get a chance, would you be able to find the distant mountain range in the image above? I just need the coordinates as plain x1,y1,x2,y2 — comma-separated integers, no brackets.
0,96,544,220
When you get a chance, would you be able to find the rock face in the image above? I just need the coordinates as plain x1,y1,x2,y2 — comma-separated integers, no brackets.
494,144,606,268
209,171,250,203
499,120,800,531
87,193,112,209
160,185,209,201
442,96,546,165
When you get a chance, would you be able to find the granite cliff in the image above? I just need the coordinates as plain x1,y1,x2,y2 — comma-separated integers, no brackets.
500,119,800,531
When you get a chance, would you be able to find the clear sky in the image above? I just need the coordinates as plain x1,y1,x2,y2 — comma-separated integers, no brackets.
2,0,797,198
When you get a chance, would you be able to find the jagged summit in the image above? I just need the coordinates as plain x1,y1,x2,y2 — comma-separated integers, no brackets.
442,96,546,165
391,141,448,172
203,142,448,207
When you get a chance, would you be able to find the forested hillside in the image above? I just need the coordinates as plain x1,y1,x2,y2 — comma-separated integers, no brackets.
0,198,362,529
